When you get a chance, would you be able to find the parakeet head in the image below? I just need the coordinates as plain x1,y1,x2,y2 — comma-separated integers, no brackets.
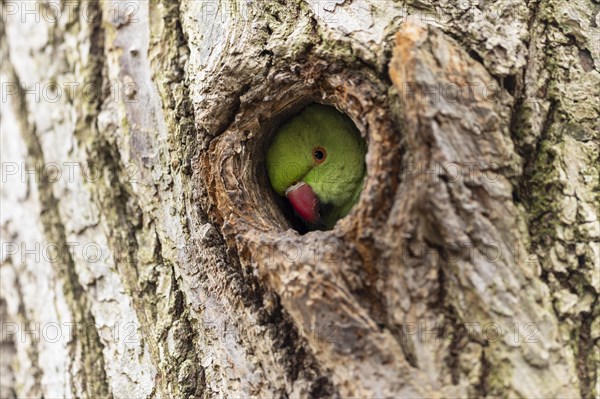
266,103,367,230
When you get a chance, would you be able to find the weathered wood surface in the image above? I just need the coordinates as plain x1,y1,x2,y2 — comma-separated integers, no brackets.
1,0,598,398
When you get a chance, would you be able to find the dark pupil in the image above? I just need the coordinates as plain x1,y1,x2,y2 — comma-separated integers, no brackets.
314,150,324,160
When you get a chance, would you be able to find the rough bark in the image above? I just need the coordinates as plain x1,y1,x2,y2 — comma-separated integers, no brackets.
1,0,598,398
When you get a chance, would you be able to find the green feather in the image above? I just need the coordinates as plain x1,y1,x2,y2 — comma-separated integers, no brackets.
266,104,366,229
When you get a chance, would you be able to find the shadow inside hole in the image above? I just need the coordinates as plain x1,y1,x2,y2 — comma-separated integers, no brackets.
274,194,309,234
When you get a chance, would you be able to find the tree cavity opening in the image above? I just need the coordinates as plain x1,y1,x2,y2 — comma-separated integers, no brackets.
263,102,367,234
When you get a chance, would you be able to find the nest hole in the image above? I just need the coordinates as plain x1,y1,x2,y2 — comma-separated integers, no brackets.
259,101,367,235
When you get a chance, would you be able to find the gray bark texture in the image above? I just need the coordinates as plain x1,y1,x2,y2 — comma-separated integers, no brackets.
1,0,598,398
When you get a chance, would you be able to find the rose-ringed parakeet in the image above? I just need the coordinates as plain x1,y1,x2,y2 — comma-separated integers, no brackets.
266,103,367,230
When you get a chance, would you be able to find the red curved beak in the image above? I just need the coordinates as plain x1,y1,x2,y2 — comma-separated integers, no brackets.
285,182,320,224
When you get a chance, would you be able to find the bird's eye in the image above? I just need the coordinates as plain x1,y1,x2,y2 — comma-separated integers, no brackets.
312,147,327,164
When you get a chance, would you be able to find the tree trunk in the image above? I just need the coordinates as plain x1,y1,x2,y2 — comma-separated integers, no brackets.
1,0,598,398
